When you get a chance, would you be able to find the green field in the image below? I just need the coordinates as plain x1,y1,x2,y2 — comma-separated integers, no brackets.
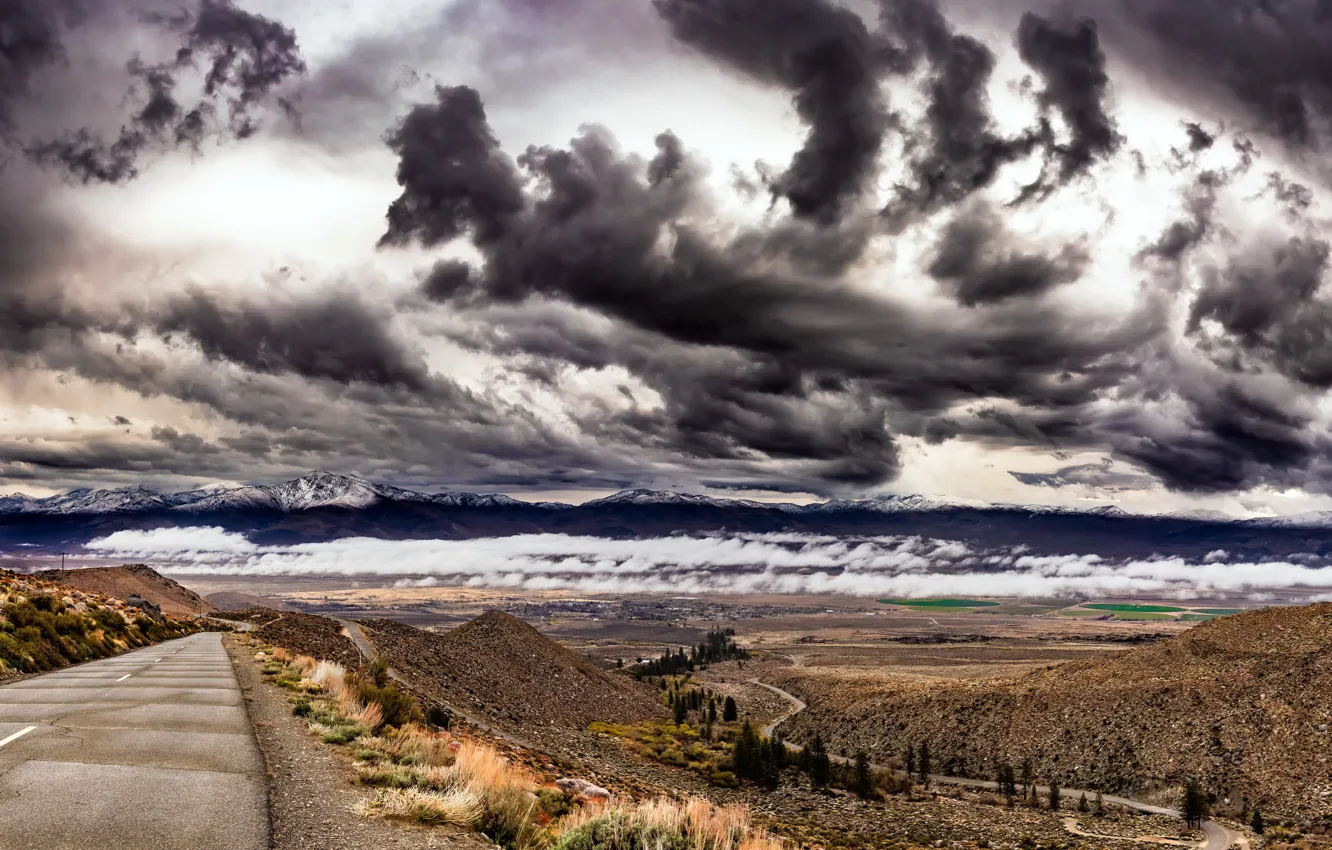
1083,603,1185,613
878,598,1001,609
1189,608,1244,615
1111,612,1177,621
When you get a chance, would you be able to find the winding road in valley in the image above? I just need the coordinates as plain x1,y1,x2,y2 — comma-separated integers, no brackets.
752,679,1244,850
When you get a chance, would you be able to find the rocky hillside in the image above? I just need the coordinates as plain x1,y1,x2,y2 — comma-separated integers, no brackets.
213,608,362,669
32,564,213,617
360,611,665,732
0,569,197,678
770,604,1332,825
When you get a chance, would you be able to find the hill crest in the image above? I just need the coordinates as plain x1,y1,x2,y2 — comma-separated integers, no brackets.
32,564,213,618
360,610,664,734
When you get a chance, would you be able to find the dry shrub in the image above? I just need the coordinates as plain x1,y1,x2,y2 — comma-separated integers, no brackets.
358,724,457,767
360,787,484,825
452,740,535,797
272,647,293,663
310,660,350,698
550,797,784,850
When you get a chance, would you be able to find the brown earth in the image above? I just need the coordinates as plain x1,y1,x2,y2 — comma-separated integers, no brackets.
32,563,214,617
768,603,1332,825
217,608,362,669
359,611,666,735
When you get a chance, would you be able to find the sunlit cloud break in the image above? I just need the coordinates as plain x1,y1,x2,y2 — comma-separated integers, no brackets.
86,527,1332,600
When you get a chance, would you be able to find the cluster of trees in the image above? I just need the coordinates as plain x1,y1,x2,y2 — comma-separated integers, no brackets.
634,628,748,677
732,721,789,789
663,683,739,735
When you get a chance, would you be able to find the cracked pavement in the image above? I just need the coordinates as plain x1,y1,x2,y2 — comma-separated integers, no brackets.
0,632,268,849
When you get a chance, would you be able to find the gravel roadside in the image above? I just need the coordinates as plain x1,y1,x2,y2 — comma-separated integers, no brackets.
225,634,488,850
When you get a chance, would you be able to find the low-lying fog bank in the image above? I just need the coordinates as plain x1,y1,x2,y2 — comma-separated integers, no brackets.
83,526,1332,601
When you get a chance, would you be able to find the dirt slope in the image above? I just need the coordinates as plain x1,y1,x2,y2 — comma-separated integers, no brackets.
215,608,362,669
770,603,1332,824
360,611,665,732
32,563,213,617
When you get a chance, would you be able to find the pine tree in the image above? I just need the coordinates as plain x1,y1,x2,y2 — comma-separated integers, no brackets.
1251,808,1264,835
1020,758,1034,797
1094,791,1104,817
808,735,831,789
906,744,916,777
1078,792,1089,813
917,741,931,783
723,696,738,722
1048,780,1061,811
733,721,760,781
759,739,781,790
673,695,688,726
1182,780,1210,829
852,752,874,799
708,698,718,724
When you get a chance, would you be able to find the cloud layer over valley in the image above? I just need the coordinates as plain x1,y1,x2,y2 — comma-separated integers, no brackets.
87,527,1332,600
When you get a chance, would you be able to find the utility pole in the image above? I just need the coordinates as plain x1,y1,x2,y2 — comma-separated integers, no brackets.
59,552,68,569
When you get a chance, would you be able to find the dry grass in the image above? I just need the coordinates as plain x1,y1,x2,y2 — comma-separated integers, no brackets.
550,797,786,850
261,642,783,850
357,787,484,825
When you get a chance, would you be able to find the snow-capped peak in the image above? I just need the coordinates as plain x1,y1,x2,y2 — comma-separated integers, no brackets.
1243,510,1332,529
800,493,987,514
261,471,384,511
33,485,171,515
583,489,748,508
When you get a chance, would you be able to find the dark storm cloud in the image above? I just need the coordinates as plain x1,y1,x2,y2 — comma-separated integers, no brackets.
926,205,1090,306
878,0,1042,225
0,1,74,134
1108,376,1330,493
1014,12,1122,193
24,0,305,184
151,289,435,392
1189,237,1329,345
1009,461,1157,490
1088,0,1332,149
378,86,1168,490
380,85,526,249
653,0,889,222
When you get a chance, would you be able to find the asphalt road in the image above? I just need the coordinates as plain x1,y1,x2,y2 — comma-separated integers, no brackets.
755,679,1240,850
0,632,268,850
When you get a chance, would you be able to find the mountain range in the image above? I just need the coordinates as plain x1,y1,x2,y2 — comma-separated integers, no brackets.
1,471,1330,562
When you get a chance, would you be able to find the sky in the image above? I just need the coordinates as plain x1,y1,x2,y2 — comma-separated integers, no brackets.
4,0,1332,517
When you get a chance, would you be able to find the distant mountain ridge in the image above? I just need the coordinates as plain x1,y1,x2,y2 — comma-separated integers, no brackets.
0,470,1248,520
1,471,1330,562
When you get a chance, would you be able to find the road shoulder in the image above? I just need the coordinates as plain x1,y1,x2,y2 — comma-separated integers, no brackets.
225,634,485,850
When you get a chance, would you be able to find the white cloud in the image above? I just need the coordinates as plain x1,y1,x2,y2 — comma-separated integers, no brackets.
87,526,1332,601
